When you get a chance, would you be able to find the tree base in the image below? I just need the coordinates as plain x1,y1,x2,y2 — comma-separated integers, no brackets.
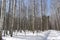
0,31,2,40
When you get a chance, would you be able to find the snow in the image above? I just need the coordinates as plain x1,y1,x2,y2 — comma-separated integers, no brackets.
47,30,60,40
2,30,60,40
3,36,26,40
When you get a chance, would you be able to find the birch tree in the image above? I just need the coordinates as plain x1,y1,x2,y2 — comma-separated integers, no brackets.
9,0,14,37
32,0,35,33
19,0,22,32
40,0,43,31
0,0,6,39
10,0,16,37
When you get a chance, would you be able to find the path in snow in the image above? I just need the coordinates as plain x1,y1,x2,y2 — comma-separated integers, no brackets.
46,30,60,40
2,30,60,40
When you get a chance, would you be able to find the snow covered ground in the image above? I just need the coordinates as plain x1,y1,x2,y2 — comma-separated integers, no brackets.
2,30,60,40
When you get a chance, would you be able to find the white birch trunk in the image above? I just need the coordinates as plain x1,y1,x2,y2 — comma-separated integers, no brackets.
0,0,6,39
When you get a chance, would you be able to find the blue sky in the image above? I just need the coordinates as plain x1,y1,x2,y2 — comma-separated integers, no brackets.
47,0,50,16
24,0,51,16
5,0,51,16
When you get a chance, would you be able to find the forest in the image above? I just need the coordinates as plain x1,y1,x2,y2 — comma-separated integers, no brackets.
0,0,60,40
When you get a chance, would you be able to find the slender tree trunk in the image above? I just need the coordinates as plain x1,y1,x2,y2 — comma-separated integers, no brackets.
8,0,11,36
10,0,16,37
41,0,42,31
19,0,22,32
10,0,13,37
0,0,6,40
32,0,35,33
56,8,59,30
